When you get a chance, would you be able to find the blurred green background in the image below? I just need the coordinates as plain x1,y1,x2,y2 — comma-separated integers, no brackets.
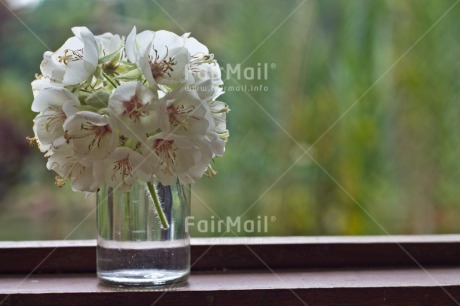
1,0,460,240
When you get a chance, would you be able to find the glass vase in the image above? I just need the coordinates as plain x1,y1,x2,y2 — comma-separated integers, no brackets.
96,180,191,286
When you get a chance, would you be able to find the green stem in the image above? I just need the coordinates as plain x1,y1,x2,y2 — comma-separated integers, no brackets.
146,181,169,229
103,73,118,88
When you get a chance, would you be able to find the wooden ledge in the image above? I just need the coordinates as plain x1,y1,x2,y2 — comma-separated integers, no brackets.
0,236,460,273
1,236,460,305
2,268,460,305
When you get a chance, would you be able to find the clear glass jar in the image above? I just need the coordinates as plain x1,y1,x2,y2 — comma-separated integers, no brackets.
96,180,191,286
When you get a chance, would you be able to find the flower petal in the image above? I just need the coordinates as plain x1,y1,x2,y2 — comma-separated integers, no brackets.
125,26,137,63
31,87,79,112
64,111,116,161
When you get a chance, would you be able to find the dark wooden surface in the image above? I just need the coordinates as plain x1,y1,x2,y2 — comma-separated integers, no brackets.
1,236,460,305
1,236,460,274
2,268,460,305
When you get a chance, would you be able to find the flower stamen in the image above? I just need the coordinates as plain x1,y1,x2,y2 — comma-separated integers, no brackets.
153,139,176,175
65,121,111,151
58,48,84,65
112,155,133,181
149,47,177,79
26,136,38,147
122,94,148,121
167,104,198,129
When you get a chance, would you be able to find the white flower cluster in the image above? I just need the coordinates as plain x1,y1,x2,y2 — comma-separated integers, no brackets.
31,27,229,192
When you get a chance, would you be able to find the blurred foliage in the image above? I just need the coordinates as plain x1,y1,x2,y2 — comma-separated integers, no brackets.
1,0,460,240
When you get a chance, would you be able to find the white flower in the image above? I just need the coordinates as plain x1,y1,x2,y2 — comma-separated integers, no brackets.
162,86,214,136
46,143,99,192
95,147,152,191
31,76,63,98
40,27,98,85
183,34,224,96
125,26,138,63
183,34,209,58
96,32,125,75
108,81,165,141
209,100,229,135
188,63,224,101
31,26,229,191
126,28,190,86
64,111,117,161
207,132,226,157
96,32,123,57
32,87,80,150
32,125,51,153
145,132,213,185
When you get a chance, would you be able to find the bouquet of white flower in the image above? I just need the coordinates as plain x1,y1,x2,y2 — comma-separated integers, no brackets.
30,26,229,194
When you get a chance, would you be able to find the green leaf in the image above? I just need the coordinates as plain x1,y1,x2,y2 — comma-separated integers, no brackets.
98,44,123,63
94,67,104,80
118,61,137,70
85,89,111,107
116,69,142,81
77,91,90,104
